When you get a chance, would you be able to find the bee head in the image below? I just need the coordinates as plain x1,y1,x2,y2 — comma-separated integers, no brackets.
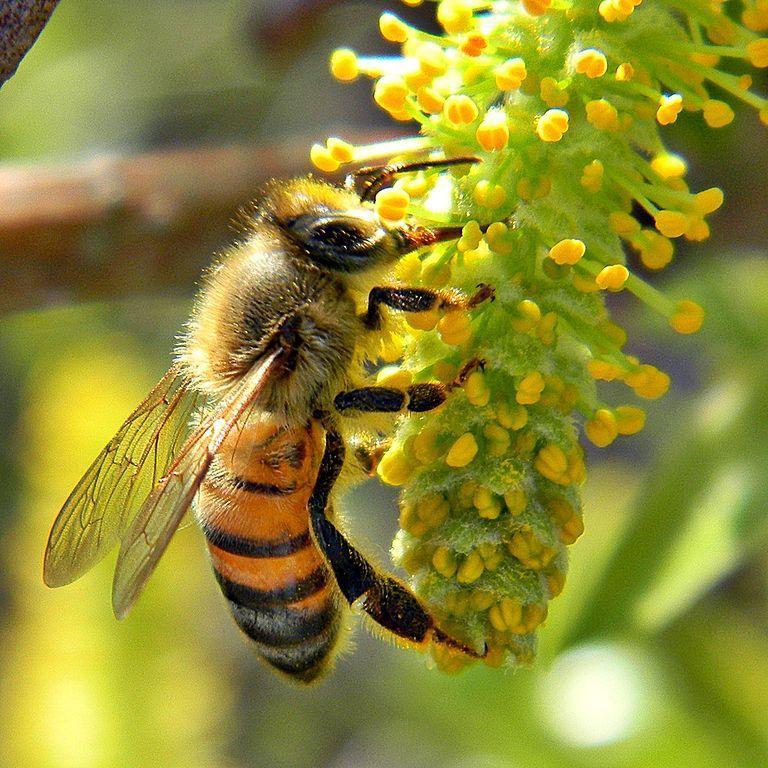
252,178,416,273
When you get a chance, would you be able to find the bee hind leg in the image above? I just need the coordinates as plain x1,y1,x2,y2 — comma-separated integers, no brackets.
309,425,484,659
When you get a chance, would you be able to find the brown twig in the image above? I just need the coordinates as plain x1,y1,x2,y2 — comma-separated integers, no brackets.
0,142,314,316
0,0,60,88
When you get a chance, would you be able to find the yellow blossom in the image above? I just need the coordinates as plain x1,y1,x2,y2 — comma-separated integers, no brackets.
574,49,608,78
536,108,569,141
548,238,585,265
595,264,629,291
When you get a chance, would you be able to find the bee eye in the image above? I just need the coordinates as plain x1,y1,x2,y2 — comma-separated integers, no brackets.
287,213,394,272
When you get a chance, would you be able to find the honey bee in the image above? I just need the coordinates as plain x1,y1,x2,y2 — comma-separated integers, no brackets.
43,158,492,683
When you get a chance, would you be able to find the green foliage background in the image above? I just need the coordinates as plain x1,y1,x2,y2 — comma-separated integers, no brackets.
0,2,766,766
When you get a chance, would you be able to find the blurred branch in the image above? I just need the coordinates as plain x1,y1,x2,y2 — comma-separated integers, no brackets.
0,142,318,316
0,0,59,87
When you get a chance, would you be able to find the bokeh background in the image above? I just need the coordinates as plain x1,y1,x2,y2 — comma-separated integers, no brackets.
1,2,767,767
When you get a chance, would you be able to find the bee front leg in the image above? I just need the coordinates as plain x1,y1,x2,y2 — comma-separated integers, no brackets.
308,426,484,659
363,284,494,330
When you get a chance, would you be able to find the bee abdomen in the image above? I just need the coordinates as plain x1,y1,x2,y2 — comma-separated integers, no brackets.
198,420,341,681
215,569,341,681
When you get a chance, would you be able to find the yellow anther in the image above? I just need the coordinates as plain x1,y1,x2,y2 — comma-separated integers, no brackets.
615,62,635,81
406,308,440,331
438,310,472,346
460,32,488,57
488,604,507,631
415,42,448,76
703,99,735,128
651,153,687,178
379,12,409,43
457,480,477,508
743,4,768,32
585,408,619,447
747,38,768,67
509,529,556,570
595,264,629,291
310,143,341,173
657,93,683,125
615,405,646,434
684,217,710,242
586,99,619,130
516,371,545,405
477,496,503,520
373,75,409,113
655,210,690,238
470,590,495,611
415,493,450,528
694,187,724,215
412,427,443,464
378,447,413,486
375,187,410,223
476,110,510,151
416,85,445,114
522,0,552,16
464,371,491,406
599,0,632,22
670,299,705,334
537,312,558,345
473,180,506,208
536,108,570,141
483,423,510,456
456,550,485,583
574,49,608,78
494,57,527,90
472,486,494,510
504,487,527,515
511,298,541,332
437,0,474,33
444,94,479,125
326,137,355,163
485,221,512,253
580,159,605,192
330,48,359,81
432,546,458,578
534,443,568,482
625,364,670,399
523,603,548,631
540,77,569,107
399,504,427,537
587,358,622,381
500,598,523,628
609,211,641,237
548,238,585,265
496,401,528,430
547,568,566,597
639,231,674,270
445,432,478,467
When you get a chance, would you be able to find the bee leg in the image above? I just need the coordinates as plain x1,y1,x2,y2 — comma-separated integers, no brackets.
363,284,494,329
309,426,485,659
346,156,480,202
335,359,485,416
350,435,391,476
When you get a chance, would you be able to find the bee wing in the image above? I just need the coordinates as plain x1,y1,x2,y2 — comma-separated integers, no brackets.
43,364,207,588
111,348,283,620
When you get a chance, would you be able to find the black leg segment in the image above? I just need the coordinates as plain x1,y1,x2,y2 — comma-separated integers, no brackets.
308,424,484,658
334,383,446,415
364,283,495,329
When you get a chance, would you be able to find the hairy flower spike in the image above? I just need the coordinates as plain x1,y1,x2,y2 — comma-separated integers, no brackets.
318,0,762,671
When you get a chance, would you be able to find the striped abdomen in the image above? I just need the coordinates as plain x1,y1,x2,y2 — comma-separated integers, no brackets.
198,417,342,683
